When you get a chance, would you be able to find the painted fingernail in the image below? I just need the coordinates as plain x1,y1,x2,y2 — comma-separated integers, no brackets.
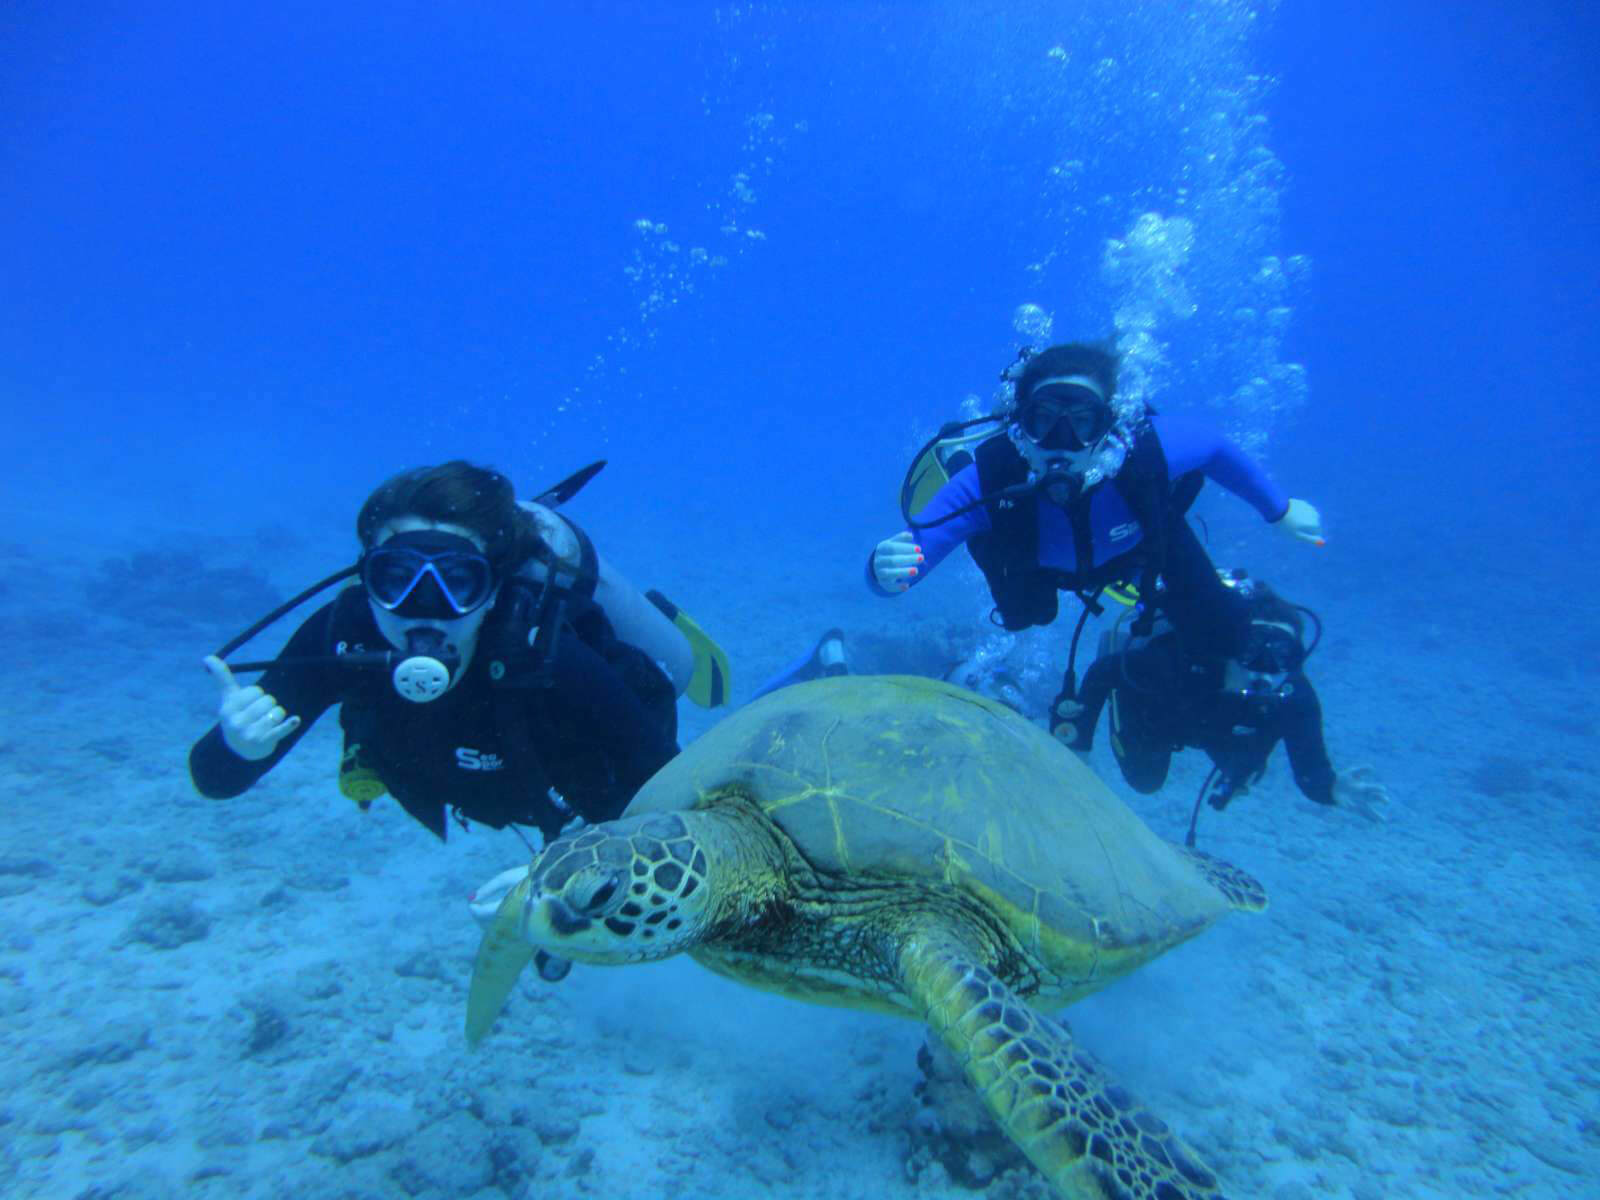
908,567,918,577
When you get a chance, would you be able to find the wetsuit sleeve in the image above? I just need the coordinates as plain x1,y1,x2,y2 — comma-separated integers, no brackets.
544,636,678,821
1279,677,1335,805
187,602,346,798
1151,414,1290,521
867,463,993,596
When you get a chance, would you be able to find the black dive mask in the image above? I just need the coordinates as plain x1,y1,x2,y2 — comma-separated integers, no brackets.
360,530,496,619
1016,378,1113,451
1240,621,1304,675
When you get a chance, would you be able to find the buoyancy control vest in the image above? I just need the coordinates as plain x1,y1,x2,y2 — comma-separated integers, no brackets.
338,565,679,840
337,498,681,838
964,424,1203,632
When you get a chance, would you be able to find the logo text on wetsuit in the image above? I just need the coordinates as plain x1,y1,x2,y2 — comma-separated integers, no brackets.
455,747,506,772
1109,521,1140,542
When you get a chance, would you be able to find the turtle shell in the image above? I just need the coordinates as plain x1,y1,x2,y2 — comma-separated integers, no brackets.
625,675,1236,971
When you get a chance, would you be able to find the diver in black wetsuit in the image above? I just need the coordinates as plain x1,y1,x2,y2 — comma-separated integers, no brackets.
1054,575,1388,841
189,461,689,844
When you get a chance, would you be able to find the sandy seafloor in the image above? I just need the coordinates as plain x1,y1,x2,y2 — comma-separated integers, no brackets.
1,485,1595,1200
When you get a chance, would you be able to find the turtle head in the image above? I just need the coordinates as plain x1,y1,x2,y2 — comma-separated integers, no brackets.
513,813,714,964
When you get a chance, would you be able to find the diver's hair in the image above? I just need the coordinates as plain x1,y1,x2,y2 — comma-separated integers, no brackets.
1013,341,1120,410
1245,581,1305,643
357,461,542,575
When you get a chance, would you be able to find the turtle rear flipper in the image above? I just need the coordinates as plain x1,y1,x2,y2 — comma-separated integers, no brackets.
897,929,1227,1200
1180,848,1268,914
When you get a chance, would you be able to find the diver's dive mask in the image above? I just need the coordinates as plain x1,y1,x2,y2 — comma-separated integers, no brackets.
1015,375,1114,451
1240,620,1304,675
1007,374,1126,502
358,530,498,702
1224,620,1304,703
359,530,496,619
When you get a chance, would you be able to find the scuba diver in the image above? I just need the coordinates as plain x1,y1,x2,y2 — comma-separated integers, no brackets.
1055,572,1389,843
189,460,730,848
868,340,1325,704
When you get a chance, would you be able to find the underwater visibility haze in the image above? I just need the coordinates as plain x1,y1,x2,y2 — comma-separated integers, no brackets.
0,1,1596,1197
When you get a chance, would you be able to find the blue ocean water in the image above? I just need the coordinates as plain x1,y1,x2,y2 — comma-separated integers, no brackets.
1,2,1595,1197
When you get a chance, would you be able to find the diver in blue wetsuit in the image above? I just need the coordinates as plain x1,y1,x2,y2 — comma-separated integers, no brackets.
867,340,1325,739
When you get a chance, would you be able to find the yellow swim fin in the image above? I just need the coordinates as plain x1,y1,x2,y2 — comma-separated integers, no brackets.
903,446,951,523
900,425,992,522
645,590,731,708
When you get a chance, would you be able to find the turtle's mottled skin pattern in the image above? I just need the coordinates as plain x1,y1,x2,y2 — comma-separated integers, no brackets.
469,676,1265,1200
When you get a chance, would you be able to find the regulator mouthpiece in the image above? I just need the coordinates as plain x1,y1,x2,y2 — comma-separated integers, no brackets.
393,628,459,703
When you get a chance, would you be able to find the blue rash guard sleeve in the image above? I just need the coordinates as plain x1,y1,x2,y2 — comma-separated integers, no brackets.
866,462,992,596
1151,413,1290,522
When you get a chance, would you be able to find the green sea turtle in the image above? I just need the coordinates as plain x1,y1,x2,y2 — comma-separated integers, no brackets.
467,675,1265,1199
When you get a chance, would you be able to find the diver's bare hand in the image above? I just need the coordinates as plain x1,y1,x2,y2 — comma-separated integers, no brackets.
872,531,924,592
204,654,300,761
1334,765,1389,822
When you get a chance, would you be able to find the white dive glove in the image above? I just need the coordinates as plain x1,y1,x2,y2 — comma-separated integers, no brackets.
1272,498,1325,546
203,655,301,761
872,531,924,592
470,865,532,925
469,864,570,982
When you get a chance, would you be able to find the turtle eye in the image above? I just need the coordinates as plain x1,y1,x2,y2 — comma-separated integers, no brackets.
583,873,621,914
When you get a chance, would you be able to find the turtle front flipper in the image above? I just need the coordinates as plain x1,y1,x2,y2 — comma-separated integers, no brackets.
466,876,536,1046
896,931,1228,1200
